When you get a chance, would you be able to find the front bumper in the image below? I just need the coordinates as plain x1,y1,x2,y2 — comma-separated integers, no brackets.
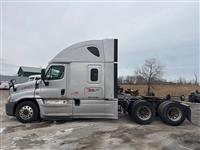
5,101,16,116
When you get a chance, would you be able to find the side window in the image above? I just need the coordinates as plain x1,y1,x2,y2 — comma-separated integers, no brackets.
46,65,65,80
88,65,101,83
91,68,98,81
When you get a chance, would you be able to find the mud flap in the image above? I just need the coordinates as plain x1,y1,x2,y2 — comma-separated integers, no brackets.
181,103,191,122
186,107,191,122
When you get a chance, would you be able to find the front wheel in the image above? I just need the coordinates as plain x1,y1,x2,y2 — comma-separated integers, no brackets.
15,101,39,123
131,100,155,125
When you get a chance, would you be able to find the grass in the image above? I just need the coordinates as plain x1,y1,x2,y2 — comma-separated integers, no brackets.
120,84,200,97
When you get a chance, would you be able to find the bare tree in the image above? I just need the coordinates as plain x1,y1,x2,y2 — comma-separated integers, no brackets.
125,75,136,84
118,76,124,84
194,72,198,85
177,76,186,85
135,58,164,95
135,75,146,84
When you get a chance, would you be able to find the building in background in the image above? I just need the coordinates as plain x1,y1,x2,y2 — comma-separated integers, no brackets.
17,66,42,77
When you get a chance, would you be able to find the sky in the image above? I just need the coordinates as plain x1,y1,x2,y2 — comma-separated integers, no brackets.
0,0,199,81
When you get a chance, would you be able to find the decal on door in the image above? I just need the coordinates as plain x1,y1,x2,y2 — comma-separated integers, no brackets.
86,87,100,92
71,91,80,96
84,87,102,98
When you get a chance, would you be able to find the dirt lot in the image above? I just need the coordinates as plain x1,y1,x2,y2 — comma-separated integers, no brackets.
0,90,200,150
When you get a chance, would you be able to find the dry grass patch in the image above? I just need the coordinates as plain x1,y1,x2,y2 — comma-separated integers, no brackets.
120,84,200,97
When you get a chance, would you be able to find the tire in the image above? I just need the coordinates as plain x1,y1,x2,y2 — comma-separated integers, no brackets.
131,100,155,125
158,101,172,121
127,104,132,116
15,101,39,123
159,101,186,126
128,110,132,116
118,105,124,114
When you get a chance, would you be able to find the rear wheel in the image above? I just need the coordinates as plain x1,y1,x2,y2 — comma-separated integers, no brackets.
158,101,172,121
15,101,39,123
131,100,155,125
158,101,186,126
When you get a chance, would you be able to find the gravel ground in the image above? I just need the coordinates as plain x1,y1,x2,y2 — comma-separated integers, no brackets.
0,90,200,150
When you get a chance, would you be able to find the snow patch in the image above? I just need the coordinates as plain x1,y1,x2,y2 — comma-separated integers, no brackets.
55,128,74,136
64,128,74,134
0,128,5,133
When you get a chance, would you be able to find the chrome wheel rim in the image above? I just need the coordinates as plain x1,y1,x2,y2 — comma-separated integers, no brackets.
136,106,152,121
167,107,182,122
19,106,33,120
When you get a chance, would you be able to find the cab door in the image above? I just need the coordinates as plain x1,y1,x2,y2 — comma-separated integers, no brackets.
39,64,72,117
72,64,105,118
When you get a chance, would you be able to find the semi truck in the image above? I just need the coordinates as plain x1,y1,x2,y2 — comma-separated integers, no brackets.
6,39,191,126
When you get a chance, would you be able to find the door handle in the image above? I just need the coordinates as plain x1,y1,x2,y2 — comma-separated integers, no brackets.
61,89,65,95
74,99,80,106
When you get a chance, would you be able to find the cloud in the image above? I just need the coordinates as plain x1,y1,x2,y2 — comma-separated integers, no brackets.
1,2,199,80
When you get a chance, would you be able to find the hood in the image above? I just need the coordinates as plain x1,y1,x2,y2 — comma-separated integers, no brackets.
10,80,38,93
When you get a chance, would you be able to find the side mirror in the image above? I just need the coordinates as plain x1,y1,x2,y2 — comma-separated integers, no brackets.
9,79,17,91
10,79,16,84
41,69,46,80
41,69,49,86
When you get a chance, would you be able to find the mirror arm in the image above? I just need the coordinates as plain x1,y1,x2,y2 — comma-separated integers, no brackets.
41,69,49,86
44,80,49,86
41,78,49,86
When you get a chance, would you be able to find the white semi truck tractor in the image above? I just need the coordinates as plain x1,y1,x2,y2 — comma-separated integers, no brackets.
6,39,191,126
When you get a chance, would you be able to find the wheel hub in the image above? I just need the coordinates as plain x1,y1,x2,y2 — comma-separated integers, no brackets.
167,107,182,121
23,109,29,115
19,106,33,120
137,106,152,121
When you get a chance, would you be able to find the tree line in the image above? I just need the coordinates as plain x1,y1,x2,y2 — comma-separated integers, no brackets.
118,58,199,95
